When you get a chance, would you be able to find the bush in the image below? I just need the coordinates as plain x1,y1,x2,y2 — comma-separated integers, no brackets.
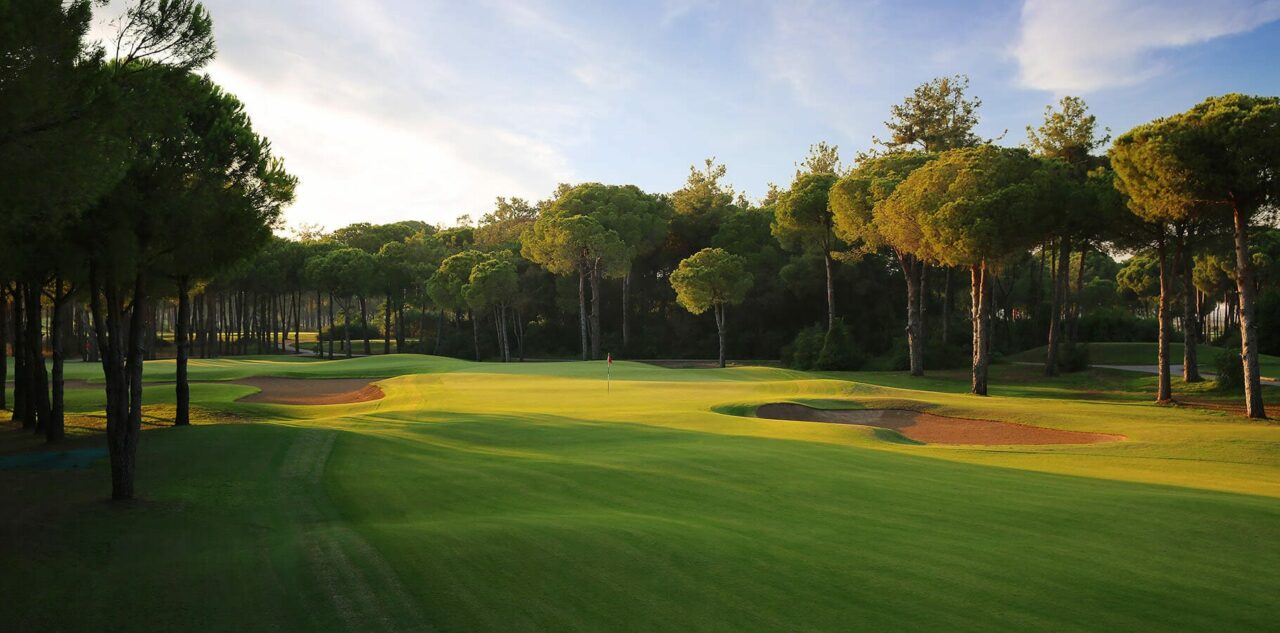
320,322,382,341
782,325,825,370
1077,306,1158,342
815,320,866,371
1214,349,1244,393
1057,341,1091,373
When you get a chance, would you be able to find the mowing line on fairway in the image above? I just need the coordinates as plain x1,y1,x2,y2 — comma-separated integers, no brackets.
280,428,432,632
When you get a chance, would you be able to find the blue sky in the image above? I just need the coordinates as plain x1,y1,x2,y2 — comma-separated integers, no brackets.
93,0,1280,230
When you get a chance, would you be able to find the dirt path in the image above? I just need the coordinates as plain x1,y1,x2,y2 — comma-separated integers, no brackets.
279,429,431,632
756,403,1124,445
236,378,384,405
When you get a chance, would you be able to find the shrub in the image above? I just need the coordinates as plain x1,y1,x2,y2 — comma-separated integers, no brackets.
1077,306,1158,342
782,325,825,370
320,322,382,341
1214,349,1244,393
1057,341,1091,373
815,319,866,371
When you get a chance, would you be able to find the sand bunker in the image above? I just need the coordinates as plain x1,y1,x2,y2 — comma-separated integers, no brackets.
233,377,384,405
756,403,1123,446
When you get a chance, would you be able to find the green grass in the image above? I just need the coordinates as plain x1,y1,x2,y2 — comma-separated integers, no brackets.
1008,341,1280,379
3,355,1279,631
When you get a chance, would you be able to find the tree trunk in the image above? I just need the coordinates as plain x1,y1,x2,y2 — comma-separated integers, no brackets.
1231,202,1265,418
13,285,30,427
902,254,924,377
471,311,480,361
824,251,835,332
294,291,301,354
383,293,392,354
47,275,67,443
715,303,726,369
621,272,630,350
514,308,525,362
590,263,602,360
175,276,191,426
327,292,335,359
344,298,353,358
1178,232,1202,383
941,267,951,346
1156,242,1172,403
1045,238,1069,376
578,269,588,361
0,287,8,411
1068,242,1087,344
360,295,371,355
25,283,51,433
971,262,991,396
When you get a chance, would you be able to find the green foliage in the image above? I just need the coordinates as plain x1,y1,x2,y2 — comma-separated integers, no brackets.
464,254,518,312
879,75,983,152
830,151,936,255
521,214,627,277
882,145,1048,266
1214,348,1244,393
1111,94,1280,226
815,319,865,371
670,248,752,315
782,324,825,370
771,172,840,252
1057,341,1091,373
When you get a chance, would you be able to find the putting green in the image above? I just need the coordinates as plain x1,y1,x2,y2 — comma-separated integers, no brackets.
2,355,1278,631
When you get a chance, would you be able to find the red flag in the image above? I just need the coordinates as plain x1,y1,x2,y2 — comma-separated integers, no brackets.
607,353,613,365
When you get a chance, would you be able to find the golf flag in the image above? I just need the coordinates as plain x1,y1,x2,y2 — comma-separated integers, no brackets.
607,353,612,392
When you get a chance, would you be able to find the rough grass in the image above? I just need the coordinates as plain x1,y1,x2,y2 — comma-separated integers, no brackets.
1008,341,1280,379
2,354,1279,631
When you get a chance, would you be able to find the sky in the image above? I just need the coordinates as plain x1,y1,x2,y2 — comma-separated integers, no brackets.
92,0,1280,231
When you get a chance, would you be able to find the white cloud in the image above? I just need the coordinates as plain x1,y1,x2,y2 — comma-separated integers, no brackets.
1014,0,1280,92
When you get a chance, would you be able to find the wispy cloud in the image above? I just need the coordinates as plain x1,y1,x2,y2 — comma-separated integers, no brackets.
1014,0,1280,92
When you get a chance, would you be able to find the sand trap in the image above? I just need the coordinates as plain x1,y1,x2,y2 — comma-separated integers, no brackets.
756,403,1123,446
233,377,384,405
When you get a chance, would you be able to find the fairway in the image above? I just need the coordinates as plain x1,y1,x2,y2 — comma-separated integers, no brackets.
4,355,1279,632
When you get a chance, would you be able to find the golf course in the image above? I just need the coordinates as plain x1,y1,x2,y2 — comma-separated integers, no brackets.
4,351,1278,631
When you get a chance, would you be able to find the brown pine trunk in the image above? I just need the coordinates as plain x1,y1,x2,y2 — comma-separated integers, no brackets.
621,272,630,350
360,295,370,355
901,254,924,377
941,267,951,346
578,269,589,361
25,283,51,433
1156,242,1172,403
175,276,191,426
0,286,7,412
824,251,835,332
971,262,991,396
1045,239,1069,376
1231,202,1265,418
471,310,480,361
383,293,392,354
1178,232,1202,382
590,263,602,360
47,275,67,443
715,303,726,369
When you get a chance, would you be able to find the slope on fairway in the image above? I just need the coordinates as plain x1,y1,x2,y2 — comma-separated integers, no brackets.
1008,342,1280,379
3,355,1280,632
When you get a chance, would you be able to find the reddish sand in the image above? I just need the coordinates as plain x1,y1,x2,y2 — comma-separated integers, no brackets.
233,377,384,405
755,403,1124,446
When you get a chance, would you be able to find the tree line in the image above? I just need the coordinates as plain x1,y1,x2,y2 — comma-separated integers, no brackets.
3,2,1279,503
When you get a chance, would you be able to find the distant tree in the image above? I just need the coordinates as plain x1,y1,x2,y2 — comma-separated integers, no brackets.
831,151,936,375
522,203,627,360
1025,96,1114,376
670,248,753,368
465,254,519,362
1111,94,1280,418
878,75,984,152
883,146,1047,395
312,248,375,358
773,172,841,331
476,197,538,248
429,250,485,360
795,142,844,177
